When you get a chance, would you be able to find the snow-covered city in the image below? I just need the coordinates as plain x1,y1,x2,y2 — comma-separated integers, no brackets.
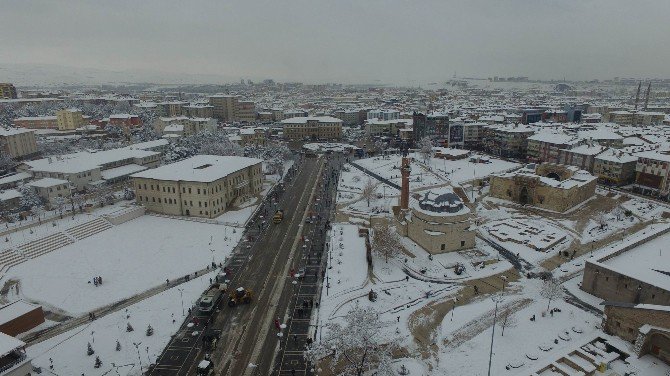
2,2,670,376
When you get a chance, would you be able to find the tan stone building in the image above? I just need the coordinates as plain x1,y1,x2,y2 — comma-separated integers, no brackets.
282,116,343,140
56,108,86,131
131,155,263,218
154,116,217,137
239,128,266,146
397,187,475,254
489,163,596,212
0,128,38,159
0,83,18,99
602,303,670,364
27,178,70,206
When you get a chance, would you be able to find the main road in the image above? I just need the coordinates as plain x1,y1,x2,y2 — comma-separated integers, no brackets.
149,153,343,375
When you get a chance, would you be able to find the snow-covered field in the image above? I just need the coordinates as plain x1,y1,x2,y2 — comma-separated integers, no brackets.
6,215,240,315
27,271,216,376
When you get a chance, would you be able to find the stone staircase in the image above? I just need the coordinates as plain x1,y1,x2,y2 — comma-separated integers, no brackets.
64,217,113,241
0,250,27,273
17,232,74,259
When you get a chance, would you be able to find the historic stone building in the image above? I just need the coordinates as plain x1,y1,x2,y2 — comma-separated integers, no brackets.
489,163,596,212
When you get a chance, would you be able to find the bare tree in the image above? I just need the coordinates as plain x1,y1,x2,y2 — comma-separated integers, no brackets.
361,178,376,207
304,304,398,376
372,224,403,263
595,212,608,230
418,136,433,165
539,278,563,311
498,306,518,336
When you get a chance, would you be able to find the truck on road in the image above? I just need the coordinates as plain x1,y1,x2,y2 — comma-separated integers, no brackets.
198,283,226,314
273,210,284,224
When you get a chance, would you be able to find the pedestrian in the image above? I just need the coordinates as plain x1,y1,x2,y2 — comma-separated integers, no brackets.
291,368,296,376
397,316,400,323
98,276,102,285
166,278,169,286
188,307,192,315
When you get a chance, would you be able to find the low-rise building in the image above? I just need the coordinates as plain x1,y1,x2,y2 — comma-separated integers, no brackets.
527,132,580,163
558,143,607,172
481,123,536,158
364,119,411,138
182,104,214,119
239,128,266,146
154,117,216,136
13,115,58,130
282,116,342,140
0,332,32,375
634,151,670,196
602,304,670,364
131,155,263,218
0,128,38,160
27,178,70,206
489,163,596,212
0,300,45,337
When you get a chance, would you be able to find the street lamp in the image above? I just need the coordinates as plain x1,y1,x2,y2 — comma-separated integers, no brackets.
178,288,185,316
487,295,503,376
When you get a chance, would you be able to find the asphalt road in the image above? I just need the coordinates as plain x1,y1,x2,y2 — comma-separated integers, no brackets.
148,153,345,376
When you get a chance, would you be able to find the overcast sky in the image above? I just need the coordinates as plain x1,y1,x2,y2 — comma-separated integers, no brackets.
1,0,669,84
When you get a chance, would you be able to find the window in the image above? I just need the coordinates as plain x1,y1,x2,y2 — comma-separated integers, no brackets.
440,244,445,251
189,188,192,194
197,188,200,194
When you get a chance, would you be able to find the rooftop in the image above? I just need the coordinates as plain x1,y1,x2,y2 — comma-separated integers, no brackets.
131,155,262,183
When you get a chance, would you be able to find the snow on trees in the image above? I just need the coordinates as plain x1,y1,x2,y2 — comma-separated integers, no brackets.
361,179,376,207
0,140,14,173
497,306,518,336
16,184,43,213
539,278,563,311
146,324,154,336
595,211,608,230
304,304,399,376
115,340,121,351
94,356,102,368
87,342,95,356
372,223,403,263
126,322,134,332
419,136,433,164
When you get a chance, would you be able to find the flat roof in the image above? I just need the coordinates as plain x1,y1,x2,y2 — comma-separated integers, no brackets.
131,155,262,183
0,332,25,357
0,300,41,325
27,177,69,188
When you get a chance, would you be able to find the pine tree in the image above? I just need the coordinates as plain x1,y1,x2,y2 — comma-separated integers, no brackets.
115,340,121,351
94,356,102,368
146,324,154,336
126,322,134,332
87,342,95,356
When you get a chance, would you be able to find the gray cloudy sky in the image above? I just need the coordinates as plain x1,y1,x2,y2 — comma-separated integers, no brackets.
1,0,669,84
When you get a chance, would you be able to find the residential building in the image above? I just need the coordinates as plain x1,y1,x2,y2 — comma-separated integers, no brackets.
481,123,536,158
364,119,411,138
0,83,18,99
558,143,607,172
131,155,263,218
13,116,58,130
154,117,216,136
527,132,580,164
281,116,342,140
412,112,449,143
208,95,256,122
155,101,187,117
107,114,141,129
367,109,399,121
239,128,266,146
334,110,361,126
27,178,71,206
593,149,638,185
634,151,670,196
462,122,484,149
56,108,86,131
182,104,214,118
0,128,38,159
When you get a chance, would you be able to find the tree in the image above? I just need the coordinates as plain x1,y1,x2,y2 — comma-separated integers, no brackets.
52,196,66,218
361,179,376,207
497,306,518,336
419,136,433,165
372,224,403,263
87,342,95,356
94,356,102,368
540,278,563,311
126,322,134,332
0,140,14,173
115,340,121,351
16,184,43,213
595,212,608,230
304,304,398,376
146,324,154,336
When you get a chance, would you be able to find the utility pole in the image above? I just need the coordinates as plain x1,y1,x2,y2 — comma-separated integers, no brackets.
487,296,502,376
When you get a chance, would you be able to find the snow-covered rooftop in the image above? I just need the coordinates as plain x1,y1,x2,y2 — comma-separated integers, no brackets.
131,155,262,183
0,332,25,358
0,300,41,326
281,116,342,124
27,177,69,188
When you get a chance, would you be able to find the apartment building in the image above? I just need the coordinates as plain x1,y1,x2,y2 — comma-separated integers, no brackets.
282,116,342,140
56,108,86,131
593,149,638,185
239,128,266,146
364,119,411,138
412,112,449,143
526,132,580,163
108,114,141,129
131,155,263,218
367,109,399,121
208,95,256,122
0,128,38,159
154,117,216,136
481,124,536,158
183,104,214,118
155,101,187,117
13,116,58,130
634,151,670,194
558,143,607,172
0,83,18,99
334,110,362,126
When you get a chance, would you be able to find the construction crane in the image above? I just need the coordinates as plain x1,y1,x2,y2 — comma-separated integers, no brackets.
644,82,651,110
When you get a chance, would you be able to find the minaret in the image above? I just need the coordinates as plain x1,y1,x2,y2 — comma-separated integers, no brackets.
400,157,411,210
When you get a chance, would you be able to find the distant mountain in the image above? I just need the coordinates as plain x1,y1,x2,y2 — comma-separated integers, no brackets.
0,63,239,86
